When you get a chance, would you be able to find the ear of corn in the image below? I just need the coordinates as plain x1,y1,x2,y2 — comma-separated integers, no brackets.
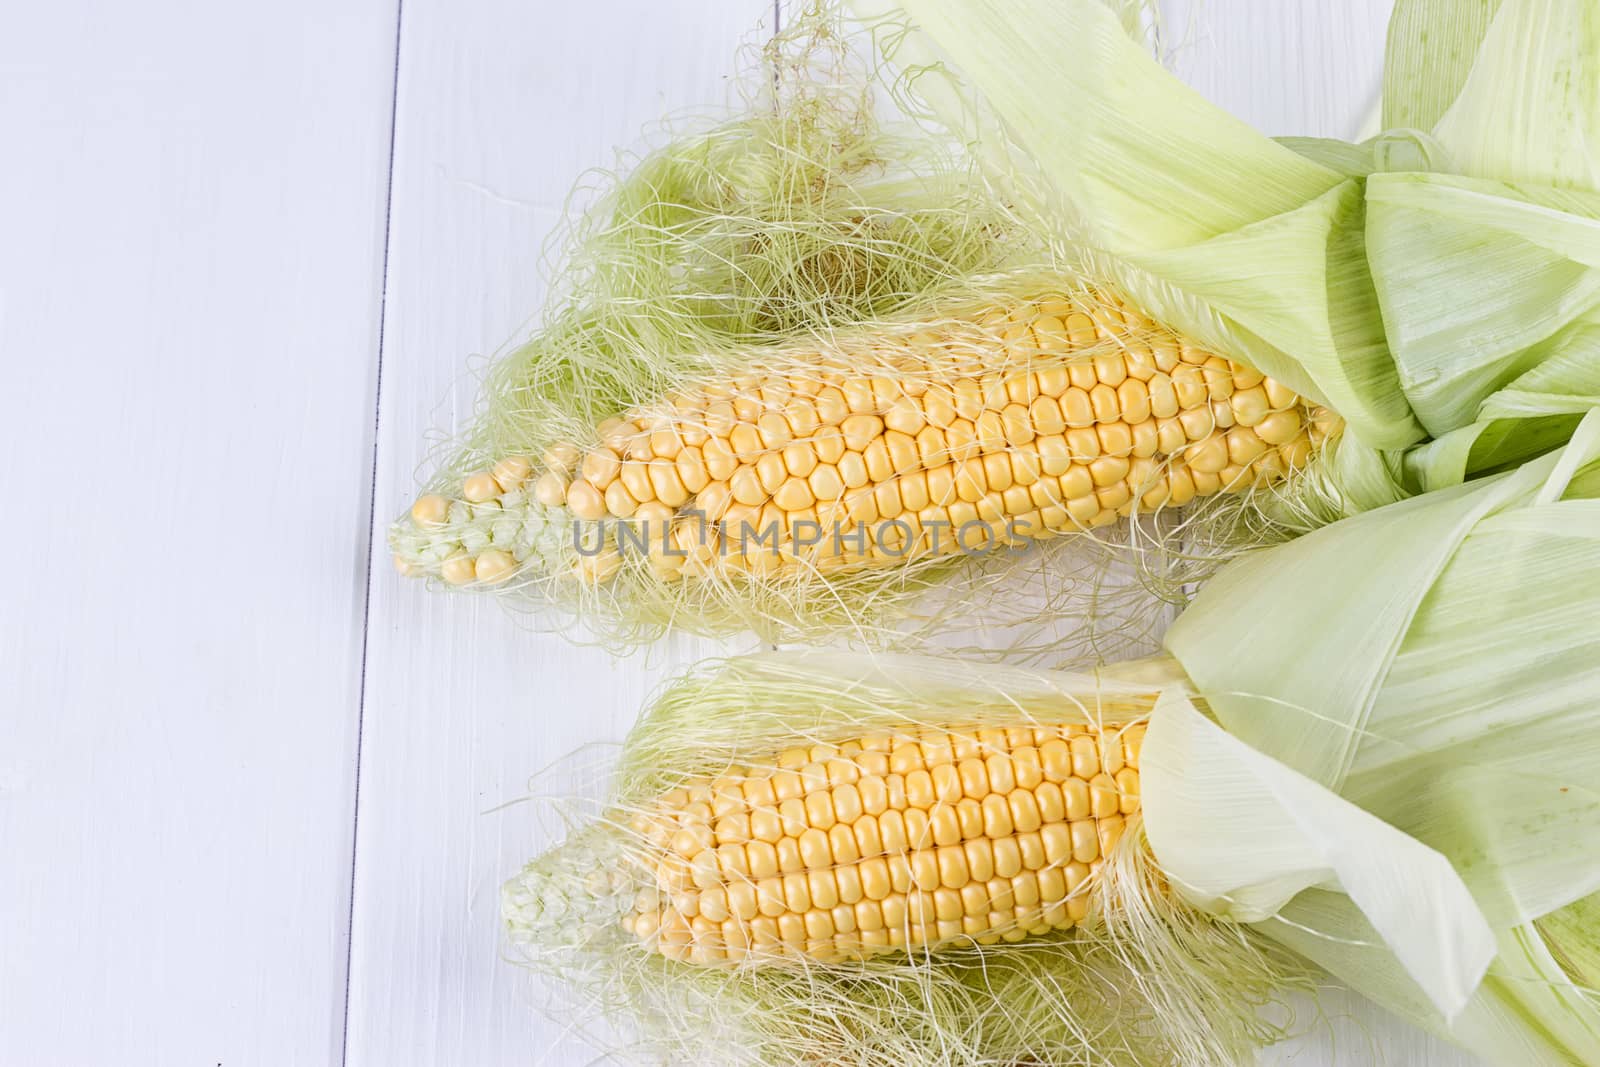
387,2,1359,647
502,655,1307,1067
391,287,1336,640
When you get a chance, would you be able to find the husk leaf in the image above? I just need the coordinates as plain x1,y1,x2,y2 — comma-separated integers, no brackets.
1140,691,1495,1017
1269,893,1600,1066
1365,0,1600,486
1159,413,1600,1058
1166,411,1600,877
878,0,1422,450
1383,0,1504,132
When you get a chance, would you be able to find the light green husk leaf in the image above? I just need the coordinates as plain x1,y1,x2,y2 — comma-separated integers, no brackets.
1162,412,1600,1058
1540,891,1600,992
1382,0,1504,132
1140,692,1494,1018
505,653,1312,1067
1359,0,1600,487
1166,412,1600,887
1364,173,1600,438
1429,0,1600,190
1268,893,1600,1067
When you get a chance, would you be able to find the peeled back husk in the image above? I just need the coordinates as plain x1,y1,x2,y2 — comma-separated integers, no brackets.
871,0,1600,518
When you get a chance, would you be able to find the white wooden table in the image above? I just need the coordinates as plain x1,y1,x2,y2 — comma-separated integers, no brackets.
0,2,1483,1064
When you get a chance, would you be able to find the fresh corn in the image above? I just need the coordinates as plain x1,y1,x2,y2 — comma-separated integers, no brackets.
393,291,1337,588
621,720,1144,964
498,654,1292,1067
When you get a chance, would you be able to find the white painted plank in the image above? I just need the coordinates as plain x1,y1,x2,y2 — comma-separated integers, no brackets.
1158,3,1482,1064
346,4,772,1065
1164,0,1394,140
1263,987,1486,1067
0,2,398,1065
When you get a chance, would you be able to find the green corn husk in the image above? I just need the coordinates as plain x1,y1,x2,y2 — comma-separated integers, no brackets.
876,0,1600,516
1155,409,1600,1063
502,416,1600,1065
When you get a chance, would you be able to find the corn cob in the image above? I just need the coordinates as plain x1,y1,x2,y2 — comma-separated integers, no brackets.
393,292,1337,589
618,720,1144,964
499,654,1321,1065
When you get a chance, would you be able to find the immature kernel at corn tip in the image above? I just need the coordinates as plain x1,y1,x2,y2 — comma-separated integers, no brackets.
410,494,450,527
394,292,1334,586
440,552,476,585
462,472,501,504
474,549,516,584
611,721,1146,965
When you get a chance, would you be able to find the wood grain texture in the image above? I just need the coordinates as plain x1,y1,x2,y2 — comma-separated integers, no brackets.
1164,0,1395,140
0,1,399,1064
343,4,771,1065
1261,987,1487,1067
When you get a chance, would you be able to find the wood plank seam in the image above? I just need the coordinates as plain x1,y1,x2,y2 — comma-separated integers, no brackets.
340,2,409,1065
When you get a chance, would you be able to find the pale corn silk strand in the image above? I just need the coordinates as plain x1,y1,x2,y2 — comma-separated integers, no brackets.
502,656,1314,1067
385,8,1341,649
